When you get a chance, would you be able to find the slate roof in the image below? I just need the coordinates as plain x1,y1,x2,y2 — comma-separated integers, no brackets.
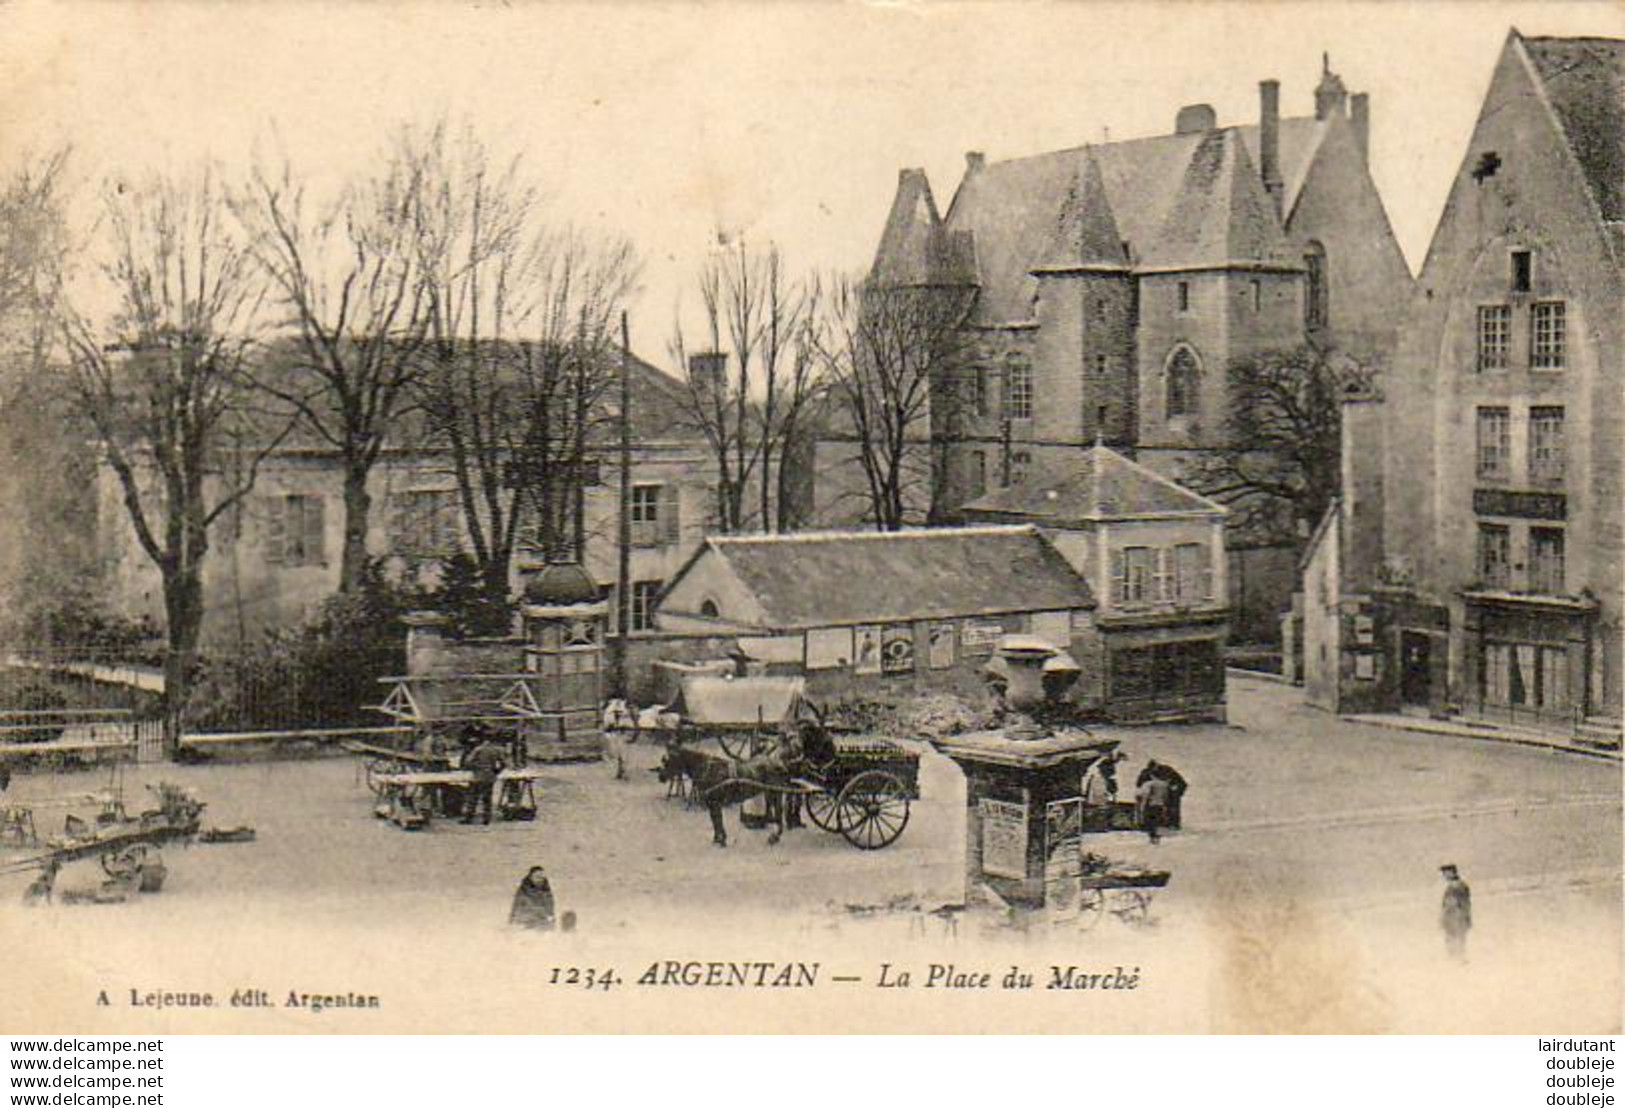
921,117,1317,324
246,335,702,451
958,445,1225,523
1523,35,1625,224
687,526,1095,629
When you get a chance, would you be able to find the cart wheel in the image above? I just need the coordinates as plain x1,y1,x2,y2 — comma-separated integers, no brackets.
100,843,151,879
1077,887,1106,930
716,733,751,761
804,790,843,832
1111,889,1153,926
836,770,910,850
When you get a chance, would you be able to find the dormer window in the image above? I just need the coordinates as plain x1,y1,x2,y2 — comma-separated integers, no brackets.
1512,250,1532,293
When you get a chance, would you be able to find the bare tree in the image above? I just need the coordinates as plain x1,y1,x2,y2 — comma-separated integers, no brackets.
412,124,638,612
1182,344,1376,547
58,171,292,748
811,275,973,531
237,132,432,593
670,238,821,534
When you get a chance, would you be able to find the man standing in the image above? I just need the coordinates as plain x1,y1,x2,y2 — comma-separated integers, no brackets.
460,727,507,826
1440,864,1472,962
1137,760,1189,830
602,698,635,781
1136,772,1171,844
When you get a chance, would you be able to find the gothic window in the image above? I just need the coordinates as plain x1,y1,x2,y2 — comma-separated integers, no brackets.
1304,240,1328,331
1165,346,1201,419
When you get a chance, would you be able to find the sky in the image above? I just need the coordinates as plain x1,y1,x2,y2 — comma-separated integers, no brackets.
1,0,1621,362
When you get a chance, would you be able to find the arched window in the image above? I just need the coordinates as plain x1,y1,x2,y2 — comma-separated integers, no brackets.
1304,240,1328,331
1165,346,1201,418
699,599,720,619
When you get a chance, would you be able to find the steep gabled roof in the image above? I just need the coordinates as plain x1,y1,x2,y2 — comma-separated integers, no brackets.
1522,35,1625,224
939,117,1319,324
1033,151,1131,273
681,525,1094,629
870,169,977,287
959,445,1226,523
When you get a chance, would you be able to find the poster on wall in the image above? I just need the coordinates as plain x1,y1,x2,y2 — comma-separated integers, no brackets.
927,621,956,669
853,625,882,674
881,623,915,675
980,798,1028,880
960,620,1003,655
805,626,855,670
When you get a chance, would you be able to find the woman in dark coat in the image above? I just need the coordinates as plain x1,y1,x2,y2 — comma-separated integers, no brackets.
509,866,557,930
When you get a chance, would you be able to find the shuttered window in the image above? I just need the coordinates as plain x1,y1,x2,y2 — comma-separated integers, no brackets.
630,484,681,548
265,494,326,567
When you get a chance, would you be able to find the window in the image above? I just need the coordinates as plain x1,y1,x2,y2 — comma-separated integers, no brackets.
1531,301,1566,370
967,450,987,498
1094,298,1108,323
1476,407,1510,480
1008,450,1031,486
1250,280,1262,312
1511,250,1532,293
1096,404,1109,430
388,489,461,560
1529,406,1565,483
630,484,680,548
1477,524,1510,588
1002,357,1033,421
1176,281,1190,313
265,494,326,567
630,580,664,633
1114,546,1156,605
1304,241,1328,330
1529,527,1565,594
1094,353,1108,376
1477,305,1511,371
965,369,990,417
1166,347,1200,418
1173,543,1213,602
699,599,720,619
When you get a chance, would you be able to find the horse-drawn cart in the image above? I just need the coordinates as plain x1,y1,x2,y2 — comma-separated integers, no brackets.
656,677,922,851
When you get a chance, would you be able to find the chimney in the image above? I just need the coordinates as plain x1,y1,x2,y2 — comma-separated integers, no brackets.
1259,79,1283,214
965,151,986,174
688,351,728,394
1175,103,1217,134
1350,92,1370,161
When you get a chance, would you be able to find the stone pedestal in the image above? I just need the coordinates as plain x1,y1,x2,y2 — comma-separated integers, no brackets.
935,729,1117,914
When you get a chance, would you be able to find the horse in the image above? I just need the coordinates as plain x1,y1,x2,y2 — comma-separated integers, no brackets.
657,739,798,848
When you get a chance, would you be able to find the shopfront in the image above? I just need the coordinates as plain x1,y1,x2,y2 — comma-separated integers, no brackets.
1462,595,1595,730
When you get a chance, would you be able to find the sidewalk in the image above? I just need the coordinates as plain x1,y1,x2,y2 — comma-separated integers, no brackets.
1339,710,1621,762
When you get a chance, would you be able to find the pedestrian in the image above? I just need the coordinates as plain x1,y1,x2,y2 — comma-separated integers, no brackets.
21,859,57,906
602,697,635,781
460,726,506,826
509,866,556,930
1439,864,1472,962
1137,759,1189,830
1136,773,1172,844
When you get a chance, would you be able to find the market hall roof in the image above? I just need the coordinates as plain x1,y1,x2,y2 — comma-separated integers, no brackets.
959,445,1226,524
668,525,1095,630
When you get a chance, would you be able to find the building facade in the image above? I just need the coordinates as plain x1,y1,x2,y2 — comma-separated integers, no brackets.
960,445,1229,721
839,57,1413,642
1300,32,1623,739
96,352,724,646
656,526,1099,704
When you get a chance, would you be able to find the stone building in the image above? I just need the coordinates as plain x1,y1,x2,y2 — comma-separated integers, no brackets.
96,348,720,645
655,526,1099,704
960,444,1228,721
834,57,1412,641
1298,32,1623,741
